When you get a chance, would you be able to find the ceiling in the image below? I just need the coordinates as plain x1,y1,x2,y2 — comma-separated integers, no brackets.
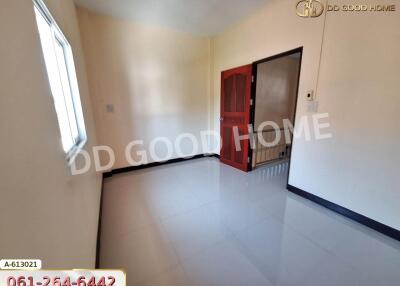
74,0,268,36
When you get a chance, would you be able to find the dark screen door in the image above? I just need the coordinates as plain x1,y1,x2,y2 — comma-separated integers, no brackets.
220,64,252,172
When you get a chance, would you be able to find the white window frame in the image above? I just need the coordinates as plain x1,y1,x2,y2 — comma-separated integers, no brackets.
33,0,87,164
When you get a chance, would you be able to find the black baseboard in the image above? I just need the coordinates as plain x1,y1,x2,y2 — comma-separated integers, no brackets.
103,153,220,178
95,180,104,269
287,184,400,242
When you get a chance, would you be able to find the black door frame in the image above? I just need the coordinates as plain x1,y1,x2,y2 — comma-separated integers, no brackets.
248,47,304,171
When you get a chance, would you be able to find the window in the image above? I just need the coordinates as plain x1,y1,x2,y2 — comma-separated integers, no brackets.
33,0,87,163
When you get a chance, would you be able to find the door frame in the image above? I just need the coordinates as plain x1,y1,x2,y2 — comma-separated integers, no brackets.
248,47,304,171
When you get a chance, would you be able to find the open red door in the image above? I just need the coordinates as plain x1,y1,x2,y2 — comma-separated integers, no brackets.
220,64,252,172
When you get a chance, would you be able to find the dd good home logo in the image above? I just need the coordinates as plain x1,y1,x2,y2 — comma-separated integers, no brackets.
296,0,325,17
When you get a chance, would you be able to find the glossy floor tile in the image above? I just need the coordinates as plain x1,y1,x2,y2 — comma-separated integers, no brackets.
100,157,400,286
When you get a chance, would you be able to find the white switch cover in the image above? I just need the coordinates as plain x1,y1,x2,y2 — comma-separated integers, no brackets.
307,100,319,112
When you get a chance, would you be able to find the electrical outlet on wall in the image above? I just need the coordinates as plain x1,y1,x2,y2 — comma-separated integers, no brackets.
106,104,115,113
306,90,314,101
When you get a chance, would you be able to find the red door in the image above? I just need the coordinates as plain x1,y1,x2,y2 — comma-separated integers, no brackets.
220,64,252,172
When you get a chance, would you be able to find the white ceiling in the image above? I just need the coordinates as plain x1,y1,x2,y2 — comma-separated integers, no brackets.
74,0,269,36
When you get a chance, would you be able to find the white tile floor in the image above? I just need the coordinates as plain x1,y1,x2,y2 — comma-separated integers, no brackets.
100,157,400,286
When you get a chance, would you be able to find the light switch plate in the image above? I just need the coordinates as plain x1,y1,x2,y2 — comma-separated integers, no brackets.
307,100,319,112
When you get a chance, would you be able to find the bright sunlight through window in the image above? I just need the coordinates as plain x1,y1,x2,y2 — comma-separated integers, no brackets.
33,0,87,162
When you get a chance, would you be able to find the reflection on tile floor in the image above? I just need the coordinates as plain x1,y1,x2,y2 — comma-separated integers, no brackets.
100,157,400,286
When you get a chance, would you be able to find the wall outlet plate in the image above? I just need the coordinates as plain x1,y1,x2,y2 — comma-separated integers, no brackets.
306,90,314,101
106,104,115,113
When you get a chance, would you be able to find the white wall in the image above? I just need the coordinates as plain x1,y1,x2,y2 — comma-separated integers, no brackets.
289,0,400,230
211,0,325,145
212,0,400,230
77,8,212,169
0,0,101,267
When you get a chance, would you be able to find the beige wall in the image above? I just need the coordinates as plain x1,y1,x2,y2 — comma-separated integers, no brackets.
212,0,325,144
0,0,101,267
77,8,212,168
290,0,400,230
212,0,400,229
2,1,397,270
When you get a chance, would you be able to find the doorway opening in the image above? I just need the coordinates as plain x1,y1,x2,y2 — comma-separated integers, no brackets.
249,47,303,170
219,48,302,172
